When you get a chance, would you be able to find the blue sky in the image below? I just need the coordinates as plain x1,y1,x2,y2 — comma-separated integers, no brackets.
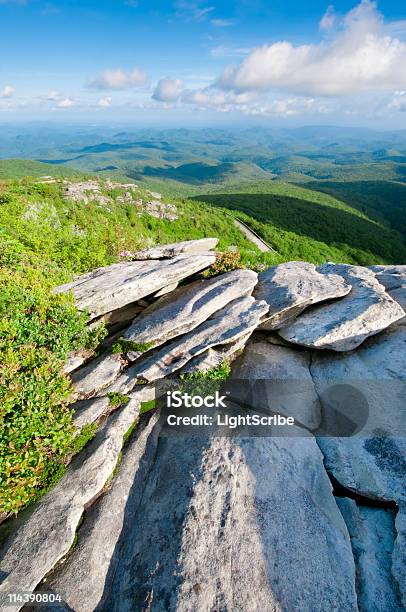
1,0,406,126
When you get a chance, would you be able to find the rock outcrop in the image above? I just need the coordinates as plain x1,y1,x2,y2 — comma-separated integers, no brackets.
54,253,216,319
279,264,404,351
2,238,405,611
255,261,351,329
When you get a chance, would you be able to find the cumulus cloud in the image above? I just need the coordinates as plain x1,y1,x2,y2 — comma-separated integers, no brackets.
88,68,148,90
218,0,406,96
152,77,183,102
98,96,112,107
1,85,15,98
57,97,75,108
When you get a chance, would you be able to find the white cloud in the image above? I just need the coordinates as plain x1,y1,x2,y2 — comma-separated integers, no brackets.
319,5,335,30
57,97,75,108
1,85,15,98
218,0,406,96
388,90,406,112
47,90,59,100
88,68,148,90
97,96,112,108
152,77,183,102
211,45,252,58
181,86,329,117
175,1,214,21
211,18,234,27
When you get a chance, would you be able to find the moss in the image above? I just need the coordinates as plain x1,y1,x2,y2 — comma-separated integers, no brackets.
107,392,130,408
111,338,155,355
140,399,157,414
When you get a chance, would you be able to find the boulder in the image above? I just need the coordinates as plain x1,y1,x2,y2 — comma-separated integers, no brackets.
54,253,216,319
101,434,357,611
311,325,406,502
393,505,406,608
38,411,161,612
124,269,258,357
108,295,268,390
231,338,321,430
279,264,405,351
70,353,123,398
255,261,351,330
133,238,218,260
337,498,403,611
0,399,141,611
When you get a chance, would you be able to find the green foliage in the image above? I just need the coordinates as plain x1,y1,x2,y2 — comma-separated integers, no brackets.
140,399,157,414
112,338,155,355
180,361,231,398
107,392,130,408
203,251,244,278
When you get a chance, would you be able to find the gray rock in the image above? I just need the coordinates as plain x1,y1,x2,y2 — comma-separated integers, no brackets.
393,505,406,608
337,498,403,611
152,282,178,298
388,287,406,325
312,325,406,502
255,261,351,330
39,411,161,612
62,352,88,374
124,270,258,356
103,434,357,612
109,295,268,389
70,353,123,398
370,265,406,274
376,273,406,291
71,396,110,428
54,253,216,319
279,264,405,351
0,400,141,611
231,338,321,430
180,332,251,374
133,238,218,259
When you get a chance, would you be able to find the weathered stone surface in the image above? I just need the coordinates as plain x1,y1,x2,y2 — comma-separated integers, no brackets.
279,264,405,351
180,332,251,374
388,286,406,325
393,505,406,608
102,434,357,611
376,273,406,291
255,261,351,330
133,238,218,260
39,411,161,612
231,338,321,429
62,352,88,374
124,269,258,356
54,253,216,319
337,498,403,612
0,400,141,610
70,353,123,397
109,295,268,389
311,325,406,502
71,396,110,428
370,265,406,274
152,282,178,298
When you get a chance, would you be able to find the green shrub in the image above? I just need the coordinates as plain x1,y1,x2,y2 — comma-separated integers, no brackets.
107,392,130,408
112,338,155,355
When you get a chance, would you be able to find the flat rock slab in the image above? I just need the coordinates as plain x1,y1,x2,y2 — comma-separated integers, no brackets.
311,325,406,502
102,434,357,612
133,238,218,259
54,253,215,319
109,295,268,389
337,498,403,611
70,353,123,398
124,269,258,356
255,261,351,330
279,264,405,351
231,338,321,430
39,411,161,612
0,400,141,611
180,332,251,374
